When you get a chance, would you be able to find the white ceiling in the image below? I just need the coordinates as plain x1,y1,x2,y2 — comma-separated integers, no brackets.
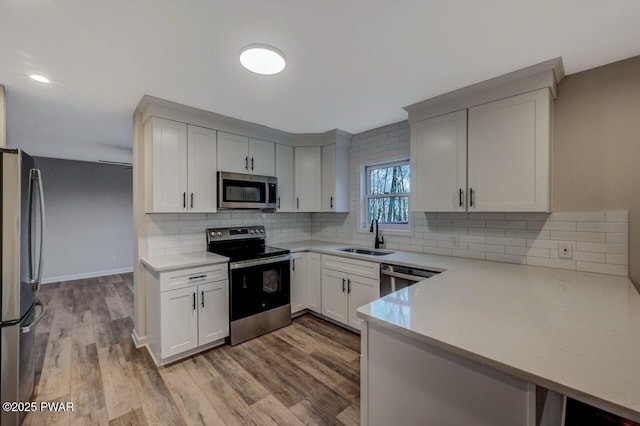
1,0,640,163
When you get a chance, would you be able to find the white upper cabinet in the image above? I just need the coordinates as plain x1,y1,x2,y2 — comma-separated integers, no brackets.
217,132,275,176
146,118,216,213
294,146,322,212
249,138,275,176
187,125,217,213
275,144,294,212
217,132,250,174
467,89,551,212
321,144,349,212
411,110,467,212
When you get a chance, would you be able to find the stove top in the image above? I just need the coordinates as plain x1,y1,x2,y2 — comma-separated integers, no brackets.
206,226,289,262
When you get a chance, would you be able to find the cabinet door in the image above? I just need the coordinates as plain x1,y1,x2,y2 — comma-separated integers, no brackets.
347,275,379,330
187,125,217,212
410,110,467,212
249,138,275,176
148,118,188,213
468,88,551,212
217,132,249,174
290,253,308,314
294,147,322,212
161,286,198,358
275,144,294,212
321,144,350,212
307,252,322,314
198,281,229,345
321,268,348,325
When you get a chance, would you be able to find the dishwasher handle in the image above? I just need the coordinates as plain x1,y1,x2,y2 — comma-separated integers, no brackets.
381,269,432,282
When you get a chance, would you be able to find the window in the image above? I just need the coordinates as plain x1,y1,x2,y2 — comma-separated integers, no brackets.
363,160,410,231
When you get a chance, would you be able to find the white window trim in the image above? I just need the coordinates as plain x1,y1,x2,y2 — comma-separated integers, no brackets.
358,157,413,236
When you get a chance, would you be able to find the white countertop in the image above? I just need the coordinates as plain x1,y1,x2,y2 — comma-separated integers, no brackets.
140,252,228,272
276,240,640,421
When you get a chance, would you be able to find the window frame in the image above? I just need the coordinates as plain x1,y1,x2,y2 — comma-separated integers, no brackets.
359,158,412,233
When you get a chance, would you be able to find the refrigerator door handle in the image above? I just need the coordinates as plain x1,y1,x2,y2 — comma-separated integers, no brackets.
20,300,45,334
29,169,45,291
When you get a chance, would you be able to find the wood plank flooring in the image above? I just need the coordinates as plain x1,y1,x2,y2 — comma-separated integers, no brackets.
24,273,361,425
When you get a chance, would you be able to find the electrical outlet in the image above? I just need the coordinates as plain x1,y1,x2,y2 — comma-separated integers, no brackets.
110,254,117,262
451,235,460,248
558,242,573,259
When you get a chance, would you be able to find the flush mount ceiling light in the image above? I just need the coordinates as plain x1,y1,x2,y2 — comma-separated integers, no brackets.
239,44,286,75
30,74,50,83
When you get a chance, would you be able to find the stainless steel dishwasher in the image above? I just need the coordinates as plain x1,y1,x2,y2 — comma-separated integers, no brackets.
380,263,440,297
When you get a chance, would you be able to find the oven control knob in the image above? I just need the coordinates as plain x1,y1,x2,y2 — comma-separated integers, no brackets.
216,232,222,237
250,230,255,234
260,229,264,233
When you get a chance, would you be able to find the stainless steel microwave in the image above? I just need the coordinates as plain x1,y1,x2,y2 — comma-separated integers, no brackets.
217,171,277,209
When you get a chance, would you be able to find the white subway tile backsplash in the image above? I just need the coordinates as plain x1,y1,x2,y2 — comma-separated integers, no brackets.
573,251,606,263
486,253,526,264
577,222,628,233
606,211,628,223
576,242,628,254
486,220,527,229
550,212,605,222
549,231,605,243
605,254,629,266
606,233,628,244
527,257,576,271
468,243,505,254
527,221,577,231
507,246,550,258
485,236,526,247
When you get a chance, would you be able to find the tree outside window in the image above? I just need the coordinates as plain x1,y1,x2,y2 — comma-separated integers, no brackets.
365,160,410,229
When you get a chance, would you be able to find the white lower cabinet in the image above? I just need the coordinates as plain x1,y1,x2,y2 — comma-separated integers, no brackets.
291,253,308,314
307,252,322,314
145,263,229,365
321,255,379,330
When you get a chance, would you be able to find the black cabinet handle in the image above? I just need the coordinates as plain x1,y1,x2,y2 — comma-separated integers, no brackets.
183,192,186,209
296,197,299,210
190,193,194,209
292,258,296,271
330,196,334,209
251,157,254,171
347,279,351,294
189,274,207,280
469,188,474,207
192,292,196,310
277,196,281,209
245,156,248,170
459,189,464,207
201,290,204,308
342,278,346,293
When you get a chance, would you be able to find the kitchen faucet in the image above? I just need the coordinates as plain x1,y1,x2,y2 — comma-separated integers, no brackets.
369,219,385,249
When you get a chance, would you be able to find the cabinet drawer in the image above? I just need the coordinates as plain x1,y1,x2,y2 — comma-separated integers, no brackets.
160,263,228,292
322,254,378,280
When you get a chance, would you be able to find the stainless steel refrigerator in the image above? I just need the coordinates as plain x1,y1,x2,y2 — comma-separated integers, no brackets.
0,149,45,426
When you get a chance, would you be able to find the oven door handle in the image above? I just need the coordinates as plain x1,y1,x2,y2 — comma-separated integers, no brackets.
229,254,292,270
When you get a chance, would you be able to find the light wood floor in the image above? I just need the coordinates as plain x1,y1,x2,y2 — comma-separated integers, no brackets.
24,273,361,425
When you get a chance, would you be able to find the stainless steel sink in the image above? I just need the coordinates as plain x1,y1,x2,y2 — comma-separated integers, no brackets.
338,247,395,256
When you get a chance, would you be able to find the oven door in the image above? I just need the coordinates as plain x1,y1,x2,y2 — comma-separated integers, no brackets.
229,255,291,321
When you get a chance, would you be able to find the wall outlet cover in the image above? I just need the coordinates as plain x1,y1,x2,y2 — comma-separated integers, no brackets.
558,242,573,259
451,235,460,248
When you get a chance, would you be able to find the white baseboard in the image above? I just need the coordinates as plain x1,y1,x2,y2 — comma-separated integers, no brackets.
131,329,148,348
41,267,134,284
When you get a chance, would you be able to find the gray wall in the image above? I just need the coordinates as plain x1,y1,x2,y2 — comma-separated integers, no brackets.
35,157,133,282
553,55,640,286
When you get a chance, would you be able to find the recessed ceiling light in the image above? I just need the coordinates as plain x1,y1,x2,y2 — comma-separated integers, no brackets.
239,44,286,75
30,74,50,83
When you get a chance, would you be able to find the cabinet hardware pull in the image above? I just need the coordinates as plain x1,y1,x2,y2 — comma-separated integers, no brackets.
342,278,346,293
190,193,194,209
292,258,296,271
277,196,281,209
459,189,464,207
201,290,205,308
192,292,196,310
330,196,333,209
251,157,254,171
347,279,351,294
183,192,186,209
297,197,299,209
469,188,474,207
245,156,248,170
189,274,207,280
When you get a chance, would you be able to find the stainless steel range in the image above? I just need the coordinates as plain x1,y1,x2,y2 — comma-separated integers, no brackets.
206,226,291,345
